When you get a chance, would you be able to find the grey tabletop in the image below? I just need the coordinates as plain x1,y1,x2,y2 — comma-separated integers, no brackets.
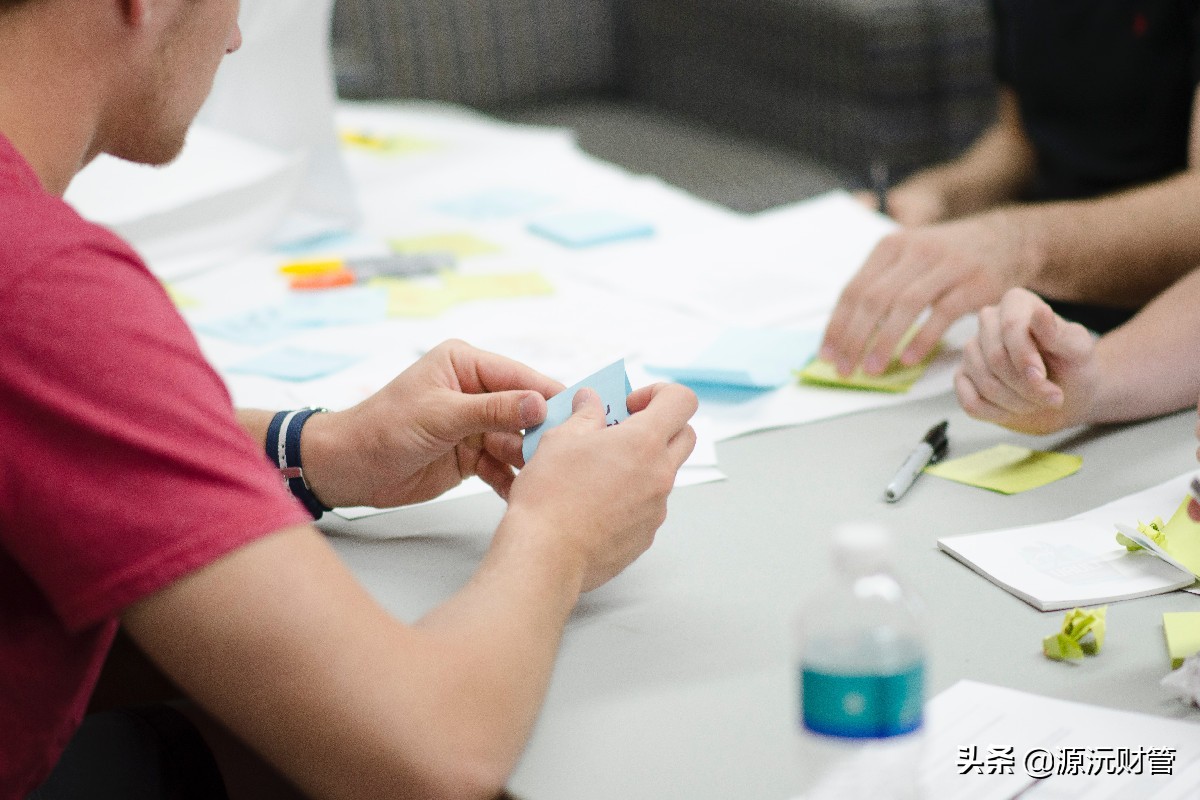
319,390,1200,799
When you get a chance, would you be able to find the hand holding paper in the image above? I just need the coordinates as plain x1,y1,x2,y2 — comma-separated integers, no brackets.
507,379,698,592
523,359,633,462
299,340,562,509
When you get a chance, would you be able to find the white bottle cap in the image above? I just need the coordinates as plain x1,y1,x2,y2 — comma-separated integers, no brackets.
830,522,895,574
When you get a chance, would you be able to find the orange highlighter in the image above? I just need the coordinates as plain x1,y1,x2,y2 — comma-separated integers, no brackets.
281,253,455,290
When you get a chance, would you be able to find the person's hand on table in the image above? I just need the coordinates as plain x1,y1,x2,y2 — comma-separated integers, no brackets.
853,182,952,227
954,288,1099,435
302,339,564,509
819,210,1040,377
505,382,697,592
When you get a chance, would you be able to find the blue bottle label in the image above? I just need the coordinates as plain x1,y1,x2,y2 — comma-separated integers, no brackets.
800,663,924,739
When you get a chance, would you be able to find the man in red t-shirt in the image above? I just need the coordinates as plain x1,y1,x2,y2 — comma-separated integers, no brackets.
0,1,698,798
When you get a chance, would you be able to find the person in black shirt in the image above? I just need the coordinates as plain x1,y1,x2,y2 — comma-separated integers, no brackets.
819,0,1200,379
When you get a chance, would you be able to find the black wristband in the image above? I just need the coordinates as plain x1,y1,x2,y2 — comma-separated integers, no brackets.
266,407,331,519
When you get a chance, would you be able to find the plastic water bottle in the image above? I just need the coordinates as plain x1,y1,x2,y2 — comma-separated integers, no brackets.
794,522,926,799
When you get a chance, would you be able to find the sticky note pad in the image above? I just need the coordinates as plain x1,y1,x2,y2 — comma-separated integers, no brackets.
227,347,362,382
925,444,1081,495
647,329,820,390
522,359,632,463
389,233,502,258
1164,612,1200,669
528,211,654,248
798,325,936,393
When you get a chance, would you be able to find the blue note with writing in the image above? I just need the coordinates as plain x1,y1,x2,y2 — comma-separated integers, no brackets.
645,328,819,390
522,359,632,462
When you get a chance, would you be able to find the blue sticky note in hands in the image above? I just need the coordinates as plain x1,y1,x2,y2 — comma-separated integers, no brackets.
645,328,820,389
227,346,362,382
522,359,632,463
528,211,654,248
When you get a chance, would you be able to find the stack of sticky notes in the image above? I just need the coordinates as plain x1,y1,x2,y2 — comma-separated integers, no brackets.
798,327,936,393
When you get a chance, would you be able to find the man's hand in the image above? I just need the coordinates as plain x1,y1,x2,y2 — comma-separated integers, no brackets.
504,382,697,593
303,339,564,509
954,289,1099,435
853,183,952,227
819,210,1043,376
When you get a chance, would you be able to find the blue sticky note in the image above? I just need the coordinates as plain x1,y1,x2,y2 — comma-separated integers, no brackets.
436,188,556,220
645,328,820,390
194,307,303,346
528,211,654,248
279,286,389,327
522,359,632,462
227,347,362,382
195,288,389,346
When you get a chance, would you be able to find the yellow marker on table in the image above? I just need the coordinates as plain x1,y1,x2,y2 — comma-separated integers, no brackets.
338,130,439,155
924,443,1081,495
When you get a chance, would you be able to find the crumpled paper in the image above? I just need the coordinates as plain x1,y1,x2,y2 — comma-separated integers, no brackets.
1161,653,1200,707
1044,606,1107,661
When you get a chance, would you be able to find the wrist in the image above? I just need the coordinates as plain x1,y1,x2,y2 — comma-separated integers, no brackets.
491,505,587,600
266,408,332,518
988,206,1049,288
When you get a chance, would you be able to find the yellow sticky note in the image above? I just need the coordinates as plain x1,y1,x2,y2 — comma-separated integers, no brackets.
1164,612,1200,669
797,353,935,393
163,284,199,309
924,443,1081,494
443,271,554,301
338,129,439,155
797,327,937,393
374,278,457,318
1162,498,1200,576
389,233,502,258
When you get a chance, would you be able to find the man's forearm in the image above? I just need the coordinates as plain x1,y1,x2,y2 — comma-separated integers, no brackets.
1016,169,1200,307
899,88,1036,219
1088,266,1200,423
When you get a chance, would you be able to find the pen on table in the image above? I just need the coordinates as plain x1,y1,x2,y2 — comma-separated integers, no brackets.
281,252,456,290
870,160,890,217
884,420,949,503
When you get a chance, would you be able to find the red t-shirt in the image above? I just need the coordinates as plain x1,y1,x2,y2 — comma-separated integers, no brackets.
0,135,310,797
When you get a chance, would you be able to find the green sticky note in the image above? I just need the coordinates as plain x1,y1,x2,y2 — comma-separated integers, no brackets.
924,444,1081,495
1164,612,1200,669
797,354,934,393
797,327,937,393
389,232,502,258
1044,606,1106,662
442,271,554,301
